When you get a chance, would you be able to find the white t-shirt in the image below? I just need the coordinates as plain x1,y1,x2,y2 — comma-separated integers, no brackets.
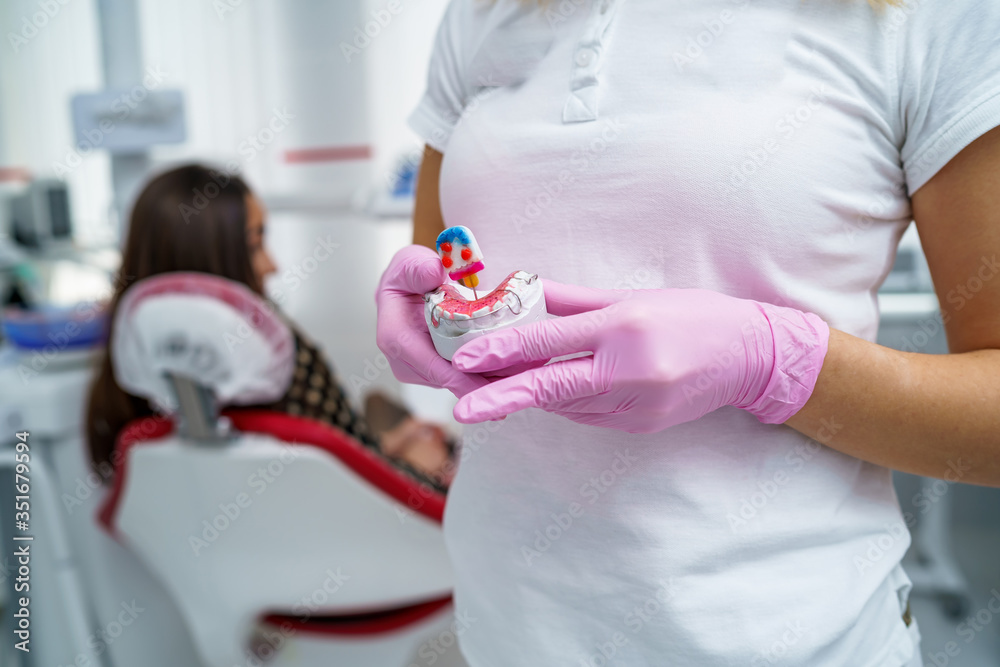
408,1,1000,665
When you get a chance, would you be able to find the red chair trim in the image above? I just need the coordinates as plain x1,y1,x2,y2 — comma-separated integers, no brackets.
97,409,446,537
224,410,446,523
97,415,174,536
262,595,453,636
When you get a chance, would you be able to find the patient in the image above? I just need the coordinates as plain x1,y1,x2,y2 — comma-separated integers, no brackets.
85,164,454,492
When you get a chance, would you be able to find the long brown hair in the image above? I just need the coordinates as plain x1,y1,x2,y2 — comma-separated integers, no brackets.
85,164,259,477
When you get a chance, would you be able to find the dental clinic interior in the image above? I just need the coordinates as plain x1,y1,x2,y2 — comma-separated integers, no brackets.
1,0,999,666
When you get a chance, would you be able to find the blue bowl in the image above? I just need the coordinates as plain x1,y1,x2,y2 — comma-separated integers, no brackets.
1,304,109,351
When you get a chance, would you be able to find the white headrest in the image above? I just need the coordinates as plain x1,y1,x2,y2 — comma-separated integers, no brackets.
111,272,295,412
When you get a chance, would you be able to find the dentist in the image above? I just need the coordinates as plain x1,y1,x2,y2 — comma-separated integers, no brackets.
375,0,1000,665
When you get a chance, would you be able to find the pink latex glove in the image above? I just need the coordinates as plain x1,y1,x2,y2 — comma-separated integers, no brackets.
375,245,549,397
450,280,830,432
375,245,491,397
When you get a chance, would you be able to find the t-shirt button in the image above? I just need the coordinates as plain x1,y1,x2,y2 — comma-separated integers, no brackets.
574,47,595,68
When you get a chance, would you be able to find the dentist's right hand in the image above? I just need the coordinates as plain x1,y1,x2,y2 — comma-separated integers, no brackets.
375,244,491,398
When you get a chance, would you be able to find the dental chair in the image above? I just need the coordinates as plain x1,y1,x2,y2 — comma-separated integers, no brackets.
96,272,460,667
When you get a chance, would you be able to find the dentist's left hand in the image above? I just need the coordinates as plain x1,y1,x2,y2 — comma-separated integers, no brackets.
375,245,491,397
449,280,829,432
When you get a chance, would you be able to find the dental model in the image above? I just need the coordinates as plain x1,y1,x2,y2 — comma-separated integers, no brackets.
424,226,547,361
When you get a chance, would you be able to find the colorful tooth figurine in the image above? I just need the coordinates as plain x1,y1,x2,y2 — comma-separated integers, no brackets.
436,226,485,292
423,226,548,361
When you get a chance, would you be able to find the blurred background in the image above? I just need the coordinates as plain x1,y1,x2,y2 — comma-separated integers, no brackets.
0,1,997,666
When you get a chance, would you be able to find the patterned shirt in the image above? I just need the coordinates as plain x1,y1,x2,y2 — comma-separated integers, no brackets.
260,322,449,494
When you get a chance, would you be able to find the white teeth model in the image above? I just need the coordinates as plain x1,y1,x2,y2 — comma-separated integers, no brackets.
423,270,548,361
